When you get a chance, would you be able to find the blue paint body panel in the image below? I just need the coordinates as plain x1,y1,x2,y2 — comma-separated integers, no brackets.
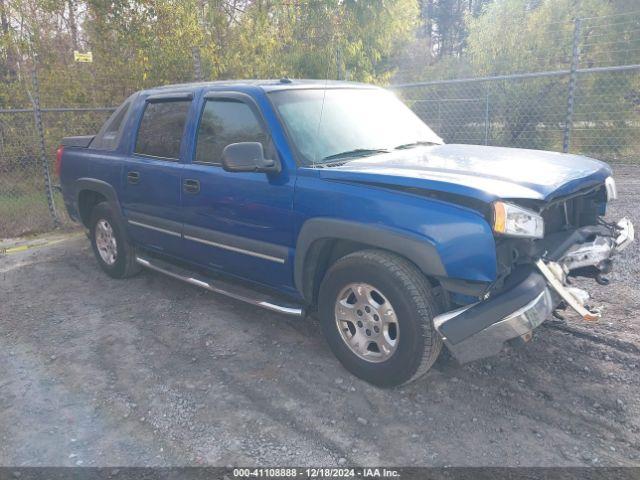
59,80,612,301
322,144,611,203
294,168,497,282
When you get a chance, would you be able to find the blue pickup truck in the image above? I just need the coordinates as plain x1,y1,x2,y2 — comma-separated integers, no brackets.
58,79,634,386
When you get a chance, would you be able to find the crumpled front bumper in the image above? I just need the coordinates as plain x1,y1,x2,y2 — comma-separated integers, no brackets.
434,217,634,364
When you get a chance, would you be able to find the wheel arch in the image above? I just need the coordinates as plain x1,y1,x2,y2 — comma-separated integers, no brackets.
75,178,124,228
76,178,120,228
294,218,447,305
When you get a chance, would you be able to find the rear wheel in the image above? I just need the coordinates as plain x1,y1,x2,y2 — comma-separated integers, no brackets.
318,249,443,387
89,202,140,279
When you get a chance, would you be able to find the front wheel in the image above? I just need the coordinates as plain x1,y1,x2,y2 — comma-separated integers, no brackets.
318,250,443,387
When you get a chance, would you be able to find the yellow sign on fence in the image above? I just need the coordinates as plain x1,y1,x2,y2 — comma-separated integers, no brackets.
73,51,93,63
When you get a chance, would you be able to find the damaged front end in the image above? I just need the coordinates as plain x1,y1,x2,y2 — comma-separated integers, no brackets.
538,217,634,321
434,188,634,364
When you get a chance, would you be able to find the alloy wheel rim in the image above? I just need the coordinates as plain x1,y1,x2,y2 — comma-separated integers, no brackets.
334,283,399,363
95,219,118,265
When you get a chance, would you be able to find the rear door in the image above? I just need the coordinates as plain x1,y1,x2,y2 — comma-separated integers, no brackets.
180,92,296,291
119,93,192,255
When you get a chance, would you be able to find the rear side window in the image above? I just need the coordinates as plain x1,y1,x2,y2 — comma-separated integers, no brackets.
195,99,268,165
134,100,191,160
91,100,131,151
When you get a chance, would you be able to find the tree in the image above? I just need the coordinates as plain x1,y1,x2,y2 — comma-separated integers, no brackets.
394,0,491,82
463,0,639,158
217,0,419,84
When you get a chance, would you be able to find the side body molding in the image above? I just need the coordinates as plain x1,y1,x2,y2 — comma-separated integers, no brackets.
294,218,447,297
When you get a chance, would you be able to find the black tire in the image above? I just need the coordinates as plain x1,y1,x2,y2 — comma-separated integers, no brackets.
89,202,140,279
318,249,443,387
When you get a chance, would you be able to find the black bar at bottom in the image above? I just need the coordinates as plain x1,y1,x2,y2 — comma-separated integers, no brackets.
0,467,638,480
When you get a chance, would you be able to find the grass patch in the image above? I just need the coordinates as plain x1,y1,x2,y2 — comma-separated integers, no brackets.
0,190,54,238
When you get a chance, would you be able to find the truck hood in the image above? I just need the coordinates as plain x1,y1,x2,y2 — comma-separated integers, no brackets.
318,144,611,204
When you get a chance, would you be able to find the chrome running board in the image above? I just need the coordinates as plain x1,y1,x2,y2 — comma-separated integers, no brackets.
135,255,304,317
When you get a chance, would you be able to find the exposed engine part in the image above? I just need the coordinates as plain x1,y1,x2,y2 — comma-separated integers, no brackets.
559,217,634,274
534,218,634,322
561,235,615,271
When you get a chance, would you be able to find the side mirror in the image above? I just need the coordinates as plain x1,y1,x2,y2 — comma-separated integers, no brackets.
221,142,280,174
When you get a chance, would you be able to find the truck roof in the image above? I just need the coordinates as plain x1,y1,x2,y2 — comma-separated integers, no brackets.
141,78,380,96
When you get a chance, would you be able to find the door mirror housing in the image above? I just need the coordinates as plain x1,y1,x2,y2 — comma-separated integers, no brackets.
221,142,280,174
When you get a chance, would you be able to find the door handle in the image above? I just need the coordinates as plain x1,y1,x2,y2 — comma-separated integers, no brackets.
183,179,200,194
127,171,140,184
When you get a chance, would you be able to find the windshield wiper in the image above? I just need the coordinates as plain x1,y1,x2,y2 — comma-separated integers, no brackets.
394,141,439,150
318,148,390,164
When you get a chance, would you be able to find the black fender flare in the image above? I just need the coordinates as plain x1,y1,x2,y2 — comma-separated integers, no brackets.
76,178,120,205
294,218,448,299
75,178,127,230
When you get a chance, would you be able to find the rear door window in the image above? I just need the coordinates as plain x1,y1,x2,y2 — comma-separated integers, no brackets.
134,100,191,160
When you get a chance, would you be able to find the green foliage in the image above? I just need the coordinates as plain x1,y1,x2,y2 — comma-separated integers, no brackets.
0,0,420,109
460,0,640,158
0,0,638,163
216,0,419,83
466,0,612,75
1,0,639,237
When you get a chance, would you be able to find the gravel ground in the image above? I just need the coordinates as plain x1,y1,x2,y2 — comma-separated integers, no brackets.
0,164,639,467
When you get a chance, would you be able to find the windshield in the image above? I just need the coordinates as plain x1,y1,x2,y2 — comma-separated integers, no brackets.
269,88,443,165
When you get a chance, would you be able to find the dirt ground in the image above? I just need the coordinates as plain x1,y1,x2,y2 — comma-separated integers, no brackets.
1,165,639,468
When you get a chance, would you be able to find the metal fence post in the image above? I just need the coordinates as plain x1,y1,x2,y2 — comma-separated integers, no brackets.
484,91,490,145
563,17,581,153
30,62,60,227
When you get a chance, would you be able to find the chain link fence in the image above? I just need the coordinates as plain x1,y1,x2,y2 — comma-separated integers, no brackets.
0,109,44,236
393,12,640,163
393,65,640,162
1,11,639,238
0,104,114,237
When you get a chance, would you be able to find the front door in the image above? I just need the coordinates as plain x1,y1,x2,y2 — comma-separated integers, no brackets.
120,95,192,255
180,93,296,293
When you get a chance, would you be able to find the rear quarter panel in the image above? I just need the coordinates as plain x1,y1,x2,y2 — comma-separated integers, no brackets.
61,148,123,221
